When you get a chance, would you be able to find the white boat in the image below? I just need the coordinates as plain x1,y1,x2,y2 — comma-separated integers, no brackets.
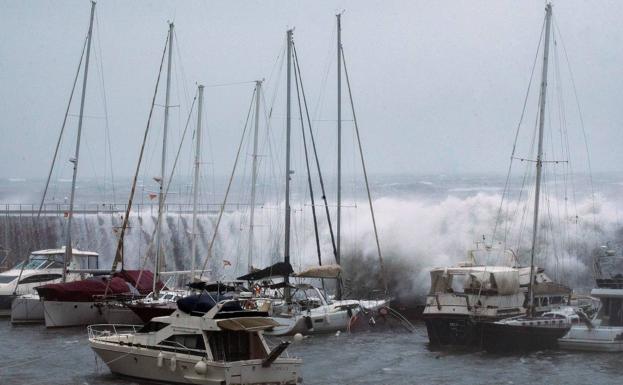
259,283,359,336
559,277,623,351
0,247,99,321
88,299,302,384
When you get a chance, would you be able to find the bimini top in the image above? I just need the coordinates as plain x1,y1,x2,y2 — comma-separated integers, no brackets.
237,262,294,281
293,264,342,279
31,247,99,256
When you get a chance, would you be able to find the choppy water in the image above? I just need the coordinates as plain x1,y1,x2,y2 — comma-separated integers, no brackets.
1,319,622,385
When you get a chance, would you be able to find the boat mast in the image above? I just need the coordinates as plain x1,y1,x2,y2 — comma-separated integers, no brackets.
153,22,174,296
190,84,204,280
63,1,96,282
247,80,262,273
528,3,552,317
284,29,293,303
336,13,343,300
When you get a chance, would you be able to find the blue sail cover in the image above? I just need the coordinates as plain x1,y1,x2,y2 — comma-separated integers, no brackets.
176,292,241,315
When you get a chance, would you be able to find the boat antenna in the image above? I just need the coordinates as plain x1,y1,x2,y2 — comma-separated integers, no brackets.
528,2,553,317
62,0,96,282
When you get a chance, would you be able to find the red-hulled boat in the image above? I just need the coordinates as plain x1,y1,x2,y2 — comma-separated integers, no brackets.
36,270,162,328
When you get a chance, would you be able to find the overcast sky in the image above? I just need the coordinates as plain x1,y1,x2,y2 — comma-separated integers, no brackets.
1,0,622,182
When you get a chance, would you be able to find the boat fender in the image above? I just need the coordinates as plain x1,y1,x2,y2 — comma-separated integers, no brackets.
157,352,164,368
169,355,177,371
293,333,304,343
194,360,208,375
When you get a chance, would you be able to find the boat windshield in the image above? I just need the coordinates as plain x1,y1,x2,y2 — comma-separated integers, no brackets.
23,255,59,270
0,275,17,284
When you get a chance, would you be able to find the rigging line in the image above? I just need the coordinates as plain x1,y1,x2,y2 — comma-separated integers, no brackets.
109,30,170,274
203,80,257,88
292,43,338,260
492,15,546,247
37,36,88,218
163,92,198,201
199,90,256,279
553,17,597,238
95,9,116,204
341,46,388,295
293,47,323,272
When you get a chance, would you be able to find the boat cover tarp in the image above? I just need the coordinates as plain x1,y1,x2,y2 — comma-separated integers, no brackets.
293,264,341,278
176,293,240,315
35,270,161,302
466,270,519,295
237,262,293,281
491,270,520,295
217,317,279,331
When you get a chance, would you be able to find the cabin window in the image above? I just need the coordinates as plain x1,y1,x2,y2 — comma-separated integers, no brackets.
207,331,266,362
138,321,168,333
19,274,62,284
161,334,206,352
0,275,17,284
608,298,623,327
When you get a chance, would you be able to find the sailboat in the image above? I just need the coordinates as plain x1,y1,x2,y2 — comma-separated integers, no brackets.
6,2,105,324
241,17,412,336
127,76,206,324
479,3,573,352
35,7,167,328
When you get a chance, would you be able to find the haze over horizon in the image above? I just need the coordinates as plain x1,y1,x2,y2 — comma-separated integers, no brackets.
1,0,622,182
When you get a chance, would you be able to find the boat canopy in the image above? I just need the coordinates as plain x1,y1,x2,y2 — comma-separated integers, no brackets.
35,270,159,301
429,267,520,295
293,264,342,279
237,262,293,281
216,317,279,331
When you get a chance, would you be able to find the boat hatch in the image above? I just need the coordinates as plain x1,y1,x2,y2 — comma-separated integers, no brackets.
0,275,17,284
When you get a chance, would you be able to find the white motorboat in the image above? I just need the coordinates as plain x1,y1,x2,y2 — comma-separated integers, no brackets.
559,278,623,352
88,299,302,384
0,247,99,321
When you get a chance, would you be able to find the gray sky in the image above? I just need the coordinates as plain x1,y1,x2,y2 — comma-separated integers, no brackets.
1,0,622,182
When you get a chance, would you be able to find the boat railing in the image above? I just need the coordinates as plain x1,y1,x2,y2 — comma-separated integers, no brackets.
87,324,142,340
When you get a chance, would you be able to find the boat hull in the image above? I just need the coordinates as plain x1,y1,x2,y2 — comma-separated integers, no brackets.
423,315,486,346
267,309,353,336
43,300,106,327
481,322,570,352
127,303,176,323
90,340,301,385
102,305,144,325
559,326,623,352
10,295,44,323
0,294,16,317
